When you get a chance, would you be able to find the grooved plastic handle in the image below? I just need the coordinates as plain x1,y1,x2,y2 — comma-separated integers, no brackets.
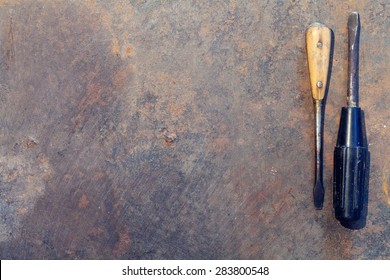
333,107,367,228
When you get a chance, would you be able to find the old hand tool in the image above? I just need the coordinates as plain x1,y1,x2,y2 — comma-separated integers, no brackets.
333,12,369,229
306,22,332,209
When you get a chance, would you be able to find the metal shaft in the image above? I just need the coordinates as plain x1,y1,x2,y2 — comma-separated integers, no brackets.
314,99,325,209
347,12,360,107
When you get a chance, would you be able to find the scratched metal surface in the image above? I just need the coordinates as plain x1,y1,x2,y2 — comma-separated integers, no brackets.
0,0,389,259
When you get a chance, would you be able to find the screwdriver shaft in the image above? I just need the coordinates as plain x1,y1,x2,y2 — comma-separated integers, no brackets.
314,99,325,208
347,12,360,107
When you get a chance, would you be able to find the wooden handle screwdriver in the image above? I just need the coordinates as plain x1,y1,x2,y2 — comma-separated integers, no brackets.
306,23,332,209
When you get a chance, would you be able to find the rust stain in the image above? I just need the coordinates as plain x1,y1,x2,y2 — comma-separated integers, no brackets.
114,1,134,19
127,64,135,73
7,170,18,181
37,153,52,176
199,23,212,37
163,132,177,146
382,173,390,207
134,129,155,139
100,10,111,27
238,41,251,58
83,0,137,61
81,83,109,108
74,72,115,129
16,207,28,215
168,102,185,117
85,0,96,8
111,37,120,56
78,194,89,209
113,229,131,257
20,138,38,149
125,44,135,57
273,190,291,218
113,69,127,88
88,227,105,238
156,72,175,84
93,171,105,181
203,53,214,65
239,64,248,75
113,65,134,88
161,17,170,34
37,153,48,165
63,174,72,184
26,175,46,197
111,39,136,59
248,101,264,112
207,137,231,153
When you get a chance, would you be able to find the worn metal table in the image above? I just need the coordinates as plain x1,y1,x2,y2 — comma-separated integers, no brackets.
0,0,389,259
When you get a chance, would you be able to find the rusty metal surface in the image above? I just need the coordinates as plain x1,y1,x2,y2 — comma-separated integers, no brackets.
0,0,389,259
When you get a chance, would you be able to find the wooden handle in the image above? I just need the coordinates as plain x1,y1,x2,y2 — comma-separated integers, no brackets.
306,23,331,100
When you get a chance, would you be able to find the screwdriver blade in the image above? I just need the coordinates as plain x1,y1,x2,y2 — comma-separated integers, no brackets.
314,179,325,209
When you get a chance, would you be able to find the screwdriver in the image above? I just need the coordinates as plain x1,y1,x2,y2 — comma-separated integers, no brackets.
333,12,369,229
306,22,332,209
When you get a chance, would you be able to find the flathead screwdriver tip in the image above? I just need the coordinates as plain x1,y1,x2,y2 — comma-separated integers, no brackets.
348,12,360,33
314,180,324,210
